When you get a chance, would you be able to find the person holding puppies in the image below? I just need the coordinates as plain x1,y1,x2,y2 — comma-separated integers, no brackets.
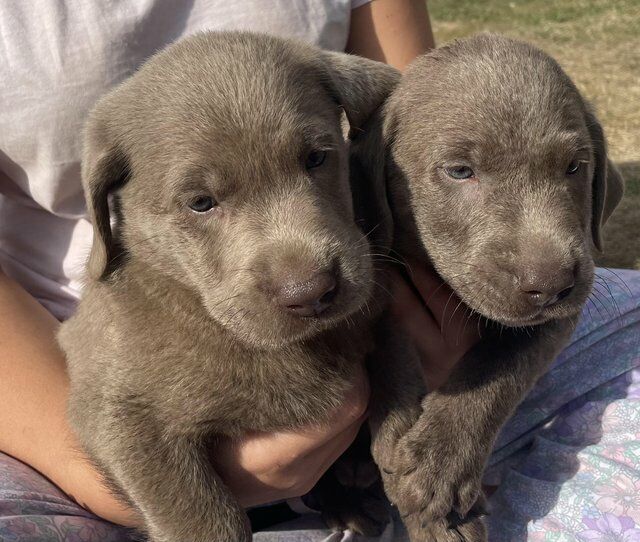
1,1,639,541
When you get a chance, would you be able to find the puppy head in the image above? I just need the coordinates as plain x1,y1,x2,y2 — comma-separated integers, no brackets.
387,34,623,327
82,31,399,348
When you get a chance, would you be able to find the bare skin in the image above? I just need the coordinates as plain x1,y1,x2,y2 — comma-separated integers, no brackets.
390,260,481,391
348,0,436,70
0,2,442,530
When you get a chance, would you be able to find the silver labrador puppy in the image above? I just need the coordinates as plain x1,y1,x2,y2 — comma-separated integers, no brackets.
351,34,624,541
58,31,400,542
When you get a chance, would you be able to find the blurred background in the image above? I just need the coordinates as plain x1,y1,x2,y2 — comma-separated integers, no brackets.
428,0,640,270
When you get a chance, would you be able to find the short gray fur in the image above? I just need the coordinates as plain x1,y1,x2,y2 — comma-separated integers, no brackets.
58,31,400,542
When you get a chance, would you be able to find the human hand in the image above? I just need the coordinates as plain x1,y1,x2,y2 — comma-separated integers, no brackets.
389,259,482,390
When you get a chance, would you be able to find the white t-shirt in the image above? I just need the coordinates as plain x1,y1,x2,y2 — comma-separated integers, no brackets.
0,0,371,320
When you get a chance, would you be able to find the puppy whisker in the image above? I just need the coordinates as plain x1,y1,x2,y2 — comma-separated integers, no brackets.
586,291,607,322
592,282,622,322
106,234,165,267
597,268,633,298
349,223,381,252
368,278,395,302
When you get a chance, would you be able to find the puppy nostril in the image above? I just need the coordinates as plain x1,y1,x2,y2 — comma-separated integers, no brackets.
318,282,337,305
557,284,574,301
523,282,574,308
277,272,338,317
523,290,550,308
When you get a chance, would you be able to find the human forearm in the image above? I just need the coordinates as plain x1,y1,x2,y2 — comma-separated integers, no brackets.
347,0,435,71
0,270,141,526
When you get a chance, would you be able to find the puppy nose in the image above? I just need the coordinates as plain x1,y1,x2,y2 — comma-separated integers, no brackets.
277,272,338,316
519,265,576,308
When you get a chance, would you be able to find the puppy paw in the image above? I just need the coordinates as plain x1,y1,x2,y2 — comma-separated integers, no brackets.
321,482,391,537
385,440,484,521
381,408,490,535
404,507,487,542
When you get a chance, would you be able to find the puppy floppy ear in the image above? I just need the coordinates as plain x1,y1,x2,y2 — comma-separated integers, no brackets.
321,52,400,134
585,108,624,251
81,118,130,281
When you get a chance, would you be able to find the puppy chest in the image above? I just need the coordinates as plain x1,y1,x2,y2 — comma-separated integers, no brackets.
154,345,361,435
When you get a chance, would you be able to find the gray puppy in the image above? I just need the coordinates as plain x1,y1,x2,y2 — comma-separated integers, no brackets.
352,34,624,541
58,31,400,542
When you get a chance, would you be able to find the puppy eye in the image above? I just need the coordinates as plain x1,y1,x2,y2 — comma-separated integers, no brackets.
188,196,217,213
305,150,326,170
566,160,582,175
444,166,475,180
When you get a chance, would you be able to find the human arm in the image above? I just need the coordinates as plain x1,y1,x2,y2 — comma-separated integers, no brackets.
0,270,141,525
347,0,435,71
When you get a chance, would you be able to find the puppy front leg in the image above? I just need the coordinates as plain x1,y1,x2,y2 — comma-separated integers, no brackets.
366,325,425,477
313,324,425,537
388,318,574,540
366,326,484,542
95,423,250,542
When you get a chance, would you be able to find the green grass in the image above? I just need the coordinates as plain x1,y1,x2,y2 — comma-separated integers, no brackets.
431,0,639,36
429,0,640,269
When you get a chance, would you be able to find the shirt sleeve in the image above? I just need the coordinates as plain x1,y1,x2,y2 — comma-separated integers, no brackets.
351,0,372,9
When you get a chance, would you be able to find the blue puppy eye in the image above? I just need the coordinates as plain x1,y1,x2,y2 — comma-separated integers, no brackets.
188,196,217,213
445,166,475,180
305,150,326,169
566,160,581,175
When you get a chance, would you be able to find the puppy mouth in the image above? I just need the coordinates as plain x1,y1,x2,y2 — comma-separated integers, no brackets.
472,288,586,327
445,253,594,328
231,277,370,347
495,310,562,327
456,277,589,328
